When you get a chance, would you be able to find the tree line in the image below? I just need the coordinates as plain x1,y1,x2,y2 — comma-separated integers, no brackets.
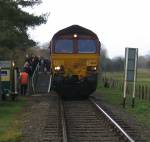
0,0,48,66
101,48,150,72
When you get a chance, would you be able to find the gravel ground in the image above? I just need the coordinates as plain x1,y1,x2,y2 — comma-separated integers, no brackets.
20,94,54,142
19,91,150,142
92,91,150,142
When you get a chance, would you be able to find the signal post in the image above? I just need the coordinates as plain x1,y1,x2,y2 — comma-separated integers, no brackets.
123,48,138,108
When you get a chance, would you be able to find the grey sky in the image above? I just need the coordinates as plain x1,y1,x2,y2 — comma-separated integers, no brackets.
27,0,150,58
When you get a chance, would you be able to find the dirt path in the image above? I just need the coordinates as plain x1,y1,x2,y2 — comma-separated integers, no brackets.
20,94,53,142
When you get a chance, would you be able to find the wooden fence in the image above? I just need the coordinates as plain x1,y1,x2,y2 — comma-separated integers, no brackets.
102,78,150,101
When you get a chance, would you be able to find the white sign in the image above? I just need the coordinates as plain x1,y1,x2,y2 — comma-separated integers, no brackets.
0,61,12,68
123,48,138,108
125,48,138,81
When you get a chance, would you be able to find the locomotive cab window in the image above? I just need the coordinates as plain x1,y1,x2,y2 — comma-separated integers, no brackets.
55,39,73,53
78,39,97,53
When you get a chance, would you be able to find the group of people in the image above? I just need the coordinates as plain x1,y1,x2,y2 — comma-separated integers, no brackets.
23,55,40,77
20,55,51,96
39,58,51,72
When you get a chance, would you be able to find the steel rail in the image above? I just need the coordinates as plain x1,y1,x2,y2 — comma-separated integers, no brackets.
60,97,68,142
90,98,135,142
48,75,52,93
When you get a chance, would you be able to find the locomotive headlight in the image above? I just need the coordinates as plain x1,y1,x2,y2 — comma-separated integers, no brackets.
93,66,97,70
91,66,97,71
54,66,61,71
54,65,64,73
87,66,97,71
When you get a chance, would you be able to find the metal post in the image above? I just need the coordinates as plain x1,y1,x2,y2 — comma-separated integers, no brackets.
123,48,128,108
14,69,18,94
132,48,138,108
0,67,2,100
11,61,16,100
12,67,15,93
48,75,52,93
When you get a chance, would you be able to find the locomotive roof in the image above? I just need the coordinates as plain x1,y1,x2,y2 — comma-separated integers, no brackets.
52,25,98,39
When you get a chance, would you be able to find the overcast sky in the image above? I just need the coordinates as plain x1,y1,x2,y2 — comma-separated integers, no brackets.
27,0,150,58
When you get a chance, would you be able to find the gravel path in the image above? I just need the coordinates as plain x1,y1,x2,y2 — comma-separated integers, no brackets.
21,93,58,142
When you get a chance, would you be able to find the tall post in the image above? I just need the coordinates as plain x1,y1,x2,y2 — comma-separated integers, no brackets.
123,48,128,108
0,67,2,100
14,68,18,95
11,61,15,100
132,48,138,108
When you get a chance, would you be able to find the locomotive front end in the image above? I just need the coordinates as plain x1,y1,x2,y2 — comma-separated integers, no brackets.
50,25,101,98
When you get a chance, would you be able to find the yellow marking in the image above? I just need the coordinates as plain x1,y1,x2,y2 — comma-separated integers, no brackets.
1,70,10,81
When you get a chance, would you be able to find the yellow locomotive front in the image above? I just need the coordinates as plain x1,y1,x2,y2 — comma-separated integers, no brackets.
50,25,101,98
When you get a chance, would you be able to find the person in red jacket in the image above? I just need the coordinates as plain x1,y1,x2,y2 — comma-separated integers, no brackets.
20,70,29,96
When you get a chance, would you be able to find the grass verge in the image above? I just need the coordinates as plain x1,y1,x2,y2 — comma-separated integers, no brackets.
103,69,150,85
97,82,150,128
0,97,27,142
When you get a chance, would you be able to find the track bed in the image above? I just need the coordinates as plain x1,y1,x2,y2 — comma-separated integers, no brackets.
63,100,120,142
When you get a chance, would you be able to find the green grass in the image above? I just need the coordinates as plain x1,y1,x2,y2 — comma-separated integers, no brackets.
97,82,122,105
0,97,27,142
103,68,150,85
99,69,150,129
97,82,150,128
127,100,150,126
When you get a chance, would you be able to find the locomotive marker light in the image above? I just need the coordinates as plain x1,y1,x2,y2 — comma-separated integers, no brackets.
73,34,77,38
123,48,138,108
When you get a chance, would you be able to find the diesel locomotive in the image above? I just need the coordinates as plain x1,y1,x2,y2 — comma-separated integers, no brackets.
50,25,101,98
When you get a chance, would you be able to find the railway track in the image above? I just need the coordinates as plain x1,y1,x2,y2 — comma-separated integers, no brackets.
41,94,144,142
61,98,135,142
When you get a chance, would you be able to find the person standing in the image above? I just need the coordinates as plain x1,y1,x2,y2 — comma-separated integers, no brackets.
40,58,44,72
20,70,29,96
